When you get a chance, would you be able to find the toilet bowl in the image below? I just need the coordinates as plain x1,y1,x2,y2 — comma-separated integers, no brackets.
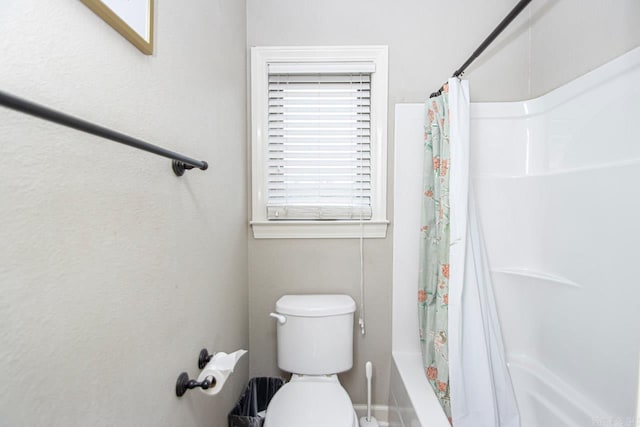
264,375,358,427
264,294,357,427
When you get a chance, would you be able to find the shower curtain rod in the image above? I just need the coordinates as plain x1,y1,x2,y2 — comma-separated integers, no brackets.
429,0,532,98
0,90,208,176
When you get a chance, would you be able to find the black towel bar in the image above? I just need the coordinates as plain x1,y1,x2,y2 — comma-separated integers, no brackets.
0,90,208,176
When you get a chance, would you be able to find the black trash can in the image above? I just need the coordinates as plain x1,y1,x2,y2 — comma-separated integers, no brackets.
228,377,284,427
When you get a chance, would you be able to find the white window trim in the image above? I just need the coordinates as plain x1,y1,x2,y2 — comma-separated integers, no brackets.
250,45,389,239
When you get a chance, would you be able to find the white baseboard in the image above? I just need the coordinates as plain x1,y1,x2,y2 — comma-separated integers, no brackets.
353,404,390,426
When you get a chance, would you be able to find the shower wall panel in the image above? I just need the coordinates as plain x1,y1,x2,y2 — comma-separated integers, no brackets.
471,47,640,426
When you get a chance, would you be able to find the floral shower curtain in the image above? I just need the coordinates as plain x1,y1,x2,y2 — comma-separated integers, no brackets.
418,78,520,427
418,82,452,421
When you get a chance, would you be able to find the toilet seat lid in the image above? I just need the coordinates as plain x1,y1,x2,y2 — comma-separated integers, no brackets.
265,379,356,427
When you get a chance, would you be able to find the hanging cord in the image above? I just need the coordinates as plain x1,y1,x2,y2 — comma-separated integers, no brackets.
357,72,366,336
359,214,365,335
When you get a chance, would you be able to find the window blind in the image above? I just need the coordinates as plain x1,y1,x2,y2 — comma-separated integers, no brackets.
266,72,373,220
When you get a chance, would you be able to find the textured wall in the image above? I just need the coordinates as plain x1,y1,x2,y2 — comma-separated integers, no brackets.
246,0,532,406
0,1,247,426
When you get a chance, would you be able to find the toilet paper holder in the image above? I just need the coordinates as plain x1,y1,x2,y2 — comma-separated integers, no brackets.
175,348,216,397
176,347,246,397
175,372,217,397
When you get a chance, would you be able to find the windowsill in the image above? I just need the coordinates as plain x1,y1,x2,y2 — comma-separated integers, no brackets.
250,220,389,239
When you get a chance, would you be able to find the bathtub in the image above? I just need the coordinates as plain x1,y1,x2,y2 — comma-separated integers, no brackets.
390,47,640,427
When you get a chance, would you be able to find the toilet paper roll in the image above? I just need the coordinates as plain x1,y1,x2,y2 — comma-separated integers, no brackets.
197,349,247,396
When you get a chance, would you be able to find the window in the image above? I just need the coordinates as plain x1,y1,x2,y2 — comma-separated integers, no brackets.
250,46,388,238
267,70,372,220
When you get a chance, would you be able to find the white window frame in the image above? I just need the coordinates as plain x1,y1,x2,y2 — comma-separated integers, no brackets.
250,46,389,239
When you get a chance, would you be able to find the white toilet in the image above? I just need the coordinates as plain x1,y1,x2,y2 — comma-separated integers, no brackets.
264,294,359,427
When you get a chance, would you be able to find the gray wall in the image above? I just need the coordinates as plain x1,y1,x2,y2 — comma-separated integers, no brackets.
247,0,640,406
0,1,247,426
528,0,640,98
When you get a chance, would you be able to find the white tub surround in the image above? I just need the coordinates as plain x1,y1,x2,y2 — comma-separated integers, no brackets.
472,46,640,427
392,47,640,427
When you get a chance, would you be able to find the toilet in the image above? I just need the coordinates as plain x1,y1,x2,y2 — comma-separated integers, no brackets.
264,294,359,427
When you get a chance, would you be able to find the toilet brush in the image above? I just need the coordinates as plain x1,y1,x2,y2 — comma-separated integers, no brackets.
359,361,379,427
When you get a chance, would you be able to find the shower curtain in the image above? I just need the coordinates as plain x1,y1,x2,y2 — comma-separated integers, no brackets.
418,78,520,427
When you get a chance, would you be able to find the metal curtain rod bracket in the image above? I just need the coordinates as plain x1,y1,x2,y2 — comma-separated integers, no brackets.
429,0,532,98
0,90,208,177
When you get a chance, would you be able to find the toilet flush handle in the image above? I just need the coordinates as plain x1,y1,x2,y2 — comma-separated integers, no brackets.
269,312,287,325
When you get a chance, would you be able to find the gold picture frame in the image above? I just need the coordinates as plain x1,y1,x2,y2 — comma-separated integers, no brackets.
81,0,154,55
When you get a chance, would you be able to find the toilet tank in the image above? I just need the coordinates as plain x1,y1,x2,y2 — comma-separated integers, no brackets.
274,294,356,375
